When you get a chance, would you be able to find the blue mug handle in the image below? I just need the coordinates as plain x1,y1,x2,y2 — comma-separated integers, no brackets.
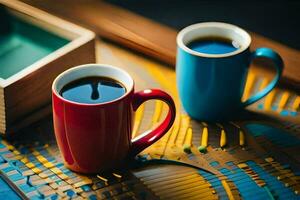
242,47,284,107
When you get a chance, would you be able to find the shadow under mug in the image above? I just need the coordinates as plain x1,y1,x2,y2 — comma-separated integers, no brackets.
176,22,284,121
52,64,176,173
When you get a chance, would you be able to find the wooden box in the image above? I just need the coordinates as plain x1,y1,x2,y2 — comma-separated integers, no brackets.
0,0,96,135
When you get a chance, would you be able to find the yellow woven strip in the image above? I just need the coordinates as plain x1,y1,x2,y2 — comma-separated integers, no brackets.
97,175,108,182
112,173,122,179
170,116,181,145
160,127,174,156
50,167,62,175
183,128,193,153
132,103,145,139
178,115,190,145
25,162,35,169
20,157,29,164
259,78,269,91
220,129,227,148
278,92,290,111
151,100,163,128
32,167,42,174
36,155,48,164
73,179,93,188
237,163,248,169
264,90,276,111
201,127,209,147
292,96,300,111
239,130,245,147
221,180,235,200
44,162,55,168
184,128,193,147
242,72,256,101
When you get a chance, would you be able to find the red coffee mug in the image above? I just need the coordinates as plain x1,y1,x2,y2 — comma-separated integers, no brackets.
52,64,176,173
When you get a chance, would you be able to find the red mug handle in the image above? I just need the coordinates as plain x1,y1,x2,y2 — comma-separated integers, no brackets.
129,89,176,157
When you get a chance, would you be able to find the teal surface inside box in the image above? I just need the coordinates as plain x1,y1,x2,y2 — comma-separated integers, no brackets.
0,7,70,79
0,1,95,135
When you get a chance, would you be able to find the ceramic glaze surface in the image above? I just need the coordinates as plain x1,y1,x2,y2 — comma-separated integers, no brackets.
176,22,284,121
52,64,176,173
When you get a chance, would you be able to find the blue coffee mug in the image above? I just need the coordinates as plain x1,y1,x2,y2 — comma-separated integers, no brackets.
176,22,284,121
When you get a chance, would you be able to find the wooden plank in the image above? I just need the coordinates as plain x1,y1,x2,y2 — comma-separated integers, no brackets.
22,0,176,65
21,0,300,90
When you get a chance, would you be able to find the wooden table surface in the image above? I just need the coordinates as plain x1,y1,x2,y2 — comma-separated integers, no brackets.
22,0,300,92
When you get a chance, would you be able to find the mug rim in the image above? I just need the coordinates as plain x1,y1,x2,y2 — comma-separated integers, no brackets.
177,22,252,58
52,63,134,106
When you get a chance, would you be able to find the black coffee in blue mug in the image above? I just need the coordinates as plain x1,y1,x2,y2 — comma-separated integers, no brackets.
176,22,284,121
187,36,240,54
